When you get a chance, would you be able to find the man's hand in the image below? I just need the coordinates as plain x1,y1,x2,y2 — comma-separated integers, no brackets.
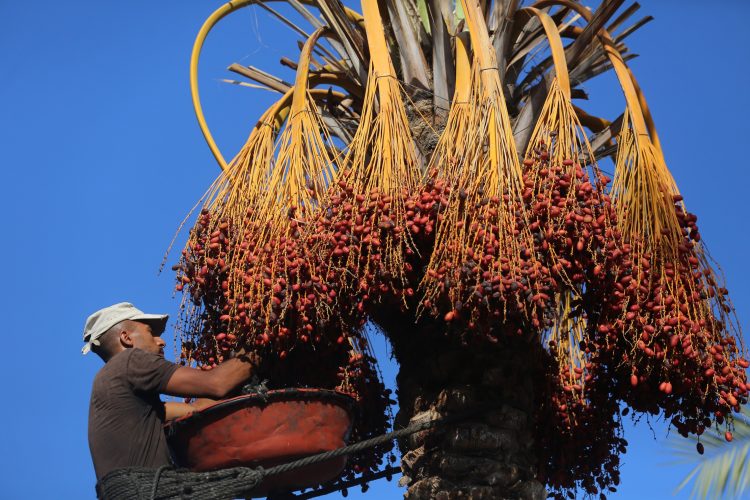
235,350,262,366
229,346,259,361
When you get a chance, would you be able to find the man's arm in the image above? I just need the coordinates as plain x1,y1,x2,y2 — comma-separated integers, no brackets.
163,355,257,399
164,399,216,420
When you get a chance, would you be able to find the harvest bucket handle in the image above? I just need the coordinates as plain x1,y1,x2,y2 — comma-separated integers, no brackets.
532,0,654,141
190,1,361,171
516,7,571,99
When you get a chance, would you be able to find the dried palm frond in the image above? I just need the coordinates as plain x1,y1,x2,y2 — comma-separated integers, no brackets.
427,0,456,115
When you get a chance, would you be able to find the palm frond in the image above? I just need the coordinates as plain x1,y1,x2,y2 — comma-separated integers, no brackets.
669,408,750,499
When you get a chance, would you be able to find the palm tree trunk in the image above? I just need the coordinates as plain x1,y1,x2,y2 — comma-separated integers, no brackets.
372,311,547,500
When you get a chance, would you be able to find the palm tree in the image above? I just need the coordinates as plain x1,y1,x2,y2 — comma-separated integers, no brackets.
173,1,748,499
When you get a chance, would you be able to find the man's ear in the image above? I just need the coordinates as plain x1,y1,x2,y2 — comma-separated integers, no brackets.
119,329,134,348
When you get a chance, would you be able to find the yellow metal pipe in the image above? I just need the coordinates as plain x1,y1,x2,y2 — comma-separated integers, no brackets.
191,1,364,171
191,0,257,171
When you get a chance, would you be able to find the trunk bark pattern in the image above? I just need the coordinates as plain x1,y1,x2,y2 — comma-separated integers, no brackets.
374,311,547,500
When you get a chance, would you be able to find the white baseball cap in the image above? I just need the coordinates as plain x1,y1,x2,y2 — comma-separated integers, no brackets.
82,302,169,355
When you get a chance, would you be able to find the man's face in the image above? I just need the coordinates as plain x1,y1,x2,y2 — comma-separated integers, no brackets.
123,320,165,356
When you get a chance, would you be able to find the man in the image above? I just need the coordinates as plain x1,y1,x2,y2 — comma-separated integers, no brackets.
83,302,257,481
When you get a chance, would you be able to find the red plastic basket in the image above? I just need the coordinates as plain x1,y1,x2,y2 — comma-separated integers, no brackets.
165,388,355,497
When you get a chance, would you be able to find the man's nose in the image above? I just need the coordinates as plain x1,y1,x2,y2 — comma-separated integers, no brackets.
156,337,166,347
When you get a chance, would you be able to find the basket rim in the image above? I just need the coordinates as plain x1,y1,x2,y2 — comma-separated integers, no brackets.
164,387,357,435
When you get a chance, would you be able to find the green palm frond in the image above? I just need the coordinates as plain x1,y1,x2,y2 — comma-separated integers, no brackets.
669,408,750,499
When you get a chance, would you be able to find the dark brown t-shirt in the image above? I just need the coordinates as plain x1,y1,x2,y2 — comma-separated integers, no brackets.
88,348,180,480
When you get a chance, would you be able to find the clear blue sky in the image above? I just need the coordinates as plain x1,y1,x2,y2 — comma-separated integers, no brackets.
1,1,749,498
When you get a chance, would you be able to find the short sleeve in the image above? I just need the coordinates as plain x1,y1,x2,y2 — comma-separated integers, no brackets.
126,349,180,394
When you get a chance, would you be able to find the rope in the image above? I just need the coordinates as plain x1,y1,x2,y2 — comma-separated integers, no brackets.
262,413,438,478
97,465,265,500
98,405,494,500
149,465,170,500
277,466,401,500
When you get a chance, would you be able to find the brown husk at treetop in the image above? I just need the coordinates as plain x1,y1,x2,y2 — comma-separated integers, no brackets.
171,0,749,498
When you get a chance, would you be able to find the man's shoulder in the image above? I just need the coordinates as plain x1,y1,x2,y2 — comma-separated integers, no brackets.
102,349,135,368
127,349,180,373
94,349,179,393
93,350,133,383
126,349,180,394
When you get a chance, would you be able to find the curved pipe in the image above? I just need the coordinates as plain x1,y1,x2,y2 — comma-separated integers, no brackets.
191,1,364,171
191,0,257,170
